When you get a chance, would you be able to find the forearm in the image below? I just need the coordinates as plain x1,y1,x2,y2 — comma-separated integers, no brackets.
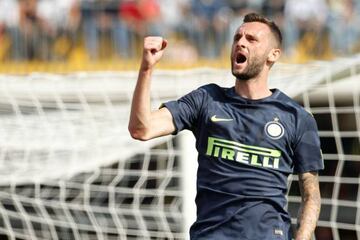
128,36,170,140
296,173,321,240
129,66,153,134
296,195,321,239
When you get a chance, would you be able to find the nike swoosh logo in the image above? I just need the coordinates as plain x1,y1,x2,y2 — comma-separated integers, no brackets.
210,115,233,122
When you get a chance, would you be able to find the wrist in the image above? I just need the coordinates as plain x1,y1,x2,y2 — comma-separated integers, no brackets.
140,61,154,73
138,64,154,82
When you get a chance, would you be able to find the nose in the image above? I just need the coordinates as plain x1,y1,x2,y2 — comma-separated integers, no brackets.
234,35,247,50
238,36,247,49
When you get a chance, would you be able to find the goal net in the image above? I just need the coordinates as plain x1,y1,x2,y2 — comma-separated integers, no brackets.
0,56,359,240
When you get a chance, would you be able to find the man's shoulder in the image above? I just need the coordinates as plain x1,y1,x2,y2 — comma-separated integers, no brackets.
197,83,229,97
198,83,223,91
275,89,312,118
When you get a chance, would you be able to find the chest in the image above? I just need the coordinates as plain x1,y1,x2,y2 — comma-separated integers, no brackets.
203,102,293,140
196,101,296,169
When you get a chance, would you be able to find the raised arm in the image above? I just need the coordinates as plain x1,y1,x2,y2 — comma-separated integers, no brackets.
295,171,321,240
128,36,176,141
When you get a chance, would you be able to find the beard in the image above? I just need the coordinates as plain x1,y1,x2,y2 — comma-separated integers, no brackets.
232,55,267,81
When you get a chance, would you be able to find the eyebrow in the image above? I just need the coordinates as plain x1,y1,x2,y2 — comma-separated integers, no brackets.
233,32,258,40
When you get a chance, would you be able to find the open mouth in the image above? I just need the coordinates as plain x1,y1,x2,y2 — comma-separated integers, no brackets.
236,53,247,64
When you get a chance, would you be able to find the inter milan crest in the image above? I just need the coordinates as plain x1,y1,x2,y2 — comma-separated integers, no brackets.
264,117,284,139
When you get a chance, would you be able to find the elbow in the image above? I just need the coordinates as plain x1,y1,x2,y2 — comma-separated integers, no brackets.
128,126,151,141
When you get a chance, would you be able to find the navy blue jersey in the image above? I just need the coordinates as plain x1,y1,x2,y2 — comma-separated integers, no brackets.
162,84,324,240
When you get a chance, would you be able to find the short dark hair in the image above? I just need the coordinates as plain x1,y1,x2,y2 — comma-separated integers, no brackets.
243,13,282,48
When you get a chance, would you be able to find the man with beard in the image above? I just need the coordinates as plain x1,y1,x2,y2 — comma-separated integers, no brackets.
129,12,323,240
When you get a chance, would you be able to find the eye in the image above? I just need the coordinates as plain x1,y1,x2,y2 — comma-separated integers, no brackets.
233,34,241,42
246,35,257,42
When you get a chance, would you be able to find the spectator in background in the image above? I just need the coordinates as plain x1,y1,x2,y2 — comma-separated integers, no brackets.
261,0,285,32
138,0,162,36
19,0,55,60
118,0,141,58
283,0,329,58
0,0,20,60
226,0,248,12
82,0,130,59
119,0,162,57
50,0,81,60
1,0,80,61
37,0,80,60
158,0,190,37
189,0,231,58
327,0,360,55
81,0,97,59
262,0,284,17
1,0,360,62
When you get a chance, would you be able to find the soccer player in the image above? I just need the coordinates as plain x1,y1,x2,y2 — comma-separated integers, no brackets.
129,12,324,240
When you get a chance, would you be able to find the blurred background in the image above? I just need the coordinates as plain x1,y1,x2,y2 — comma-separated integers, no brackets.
0,0,360,72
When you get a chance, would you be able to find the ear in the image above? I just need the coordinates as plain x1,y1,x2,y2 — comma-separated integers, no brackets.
267,48,281,64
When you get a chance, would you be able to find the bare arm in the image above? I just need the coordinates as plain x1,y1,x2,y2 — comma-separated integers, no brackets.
295,171,321,240
128,36,176,141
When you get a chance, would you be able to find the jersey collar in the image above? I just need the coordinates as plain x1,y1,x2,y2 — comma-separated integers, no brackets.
226,87,280,103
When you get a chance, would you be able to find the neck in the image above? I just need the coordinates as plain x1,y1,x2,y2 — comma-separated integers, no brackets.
234,73,272,100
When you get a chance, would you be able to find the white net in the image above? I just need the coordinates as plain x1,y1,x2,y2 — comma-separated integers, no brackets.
0,56,359,240
288,57,360,240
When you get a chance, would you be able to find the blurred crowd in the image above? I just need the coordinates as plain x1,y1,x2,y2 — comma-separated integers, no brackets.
0,0,360,62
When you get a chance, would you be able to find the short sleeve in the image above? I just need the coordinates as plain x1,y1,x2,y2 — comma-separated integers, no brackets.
161,87,205,135
293,114,324,173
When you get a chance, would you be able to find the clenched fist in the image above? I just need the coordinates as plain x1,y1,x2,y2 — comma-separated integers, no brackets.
141,36,168,71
